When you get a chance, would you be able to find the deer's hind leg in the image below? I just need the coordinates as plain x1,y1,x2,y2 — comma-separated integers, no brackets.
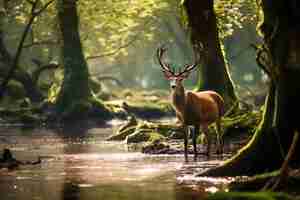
192,125,200,158
215,118,223,154
202,124,211,157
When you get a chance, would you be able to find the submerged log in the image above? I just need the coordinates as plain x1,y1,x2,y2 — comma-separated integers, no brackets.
0,149,41,169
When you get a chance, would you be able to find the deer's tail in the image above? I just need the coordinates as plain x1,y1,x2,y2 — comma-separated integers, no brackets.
211,93,225,118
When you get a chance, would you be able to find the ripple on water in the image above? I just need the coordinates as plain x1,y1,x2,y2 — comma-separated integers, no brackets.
0,126,234,200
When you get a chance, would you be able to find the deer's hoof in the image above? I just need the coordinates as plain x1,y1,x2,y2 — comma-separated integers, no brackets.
216,148,223,155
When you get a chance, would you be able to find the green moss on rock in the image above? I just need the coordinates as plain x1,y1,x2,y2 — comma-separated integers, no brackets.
206,192,294,200
125,130,165,144
6,80,26,100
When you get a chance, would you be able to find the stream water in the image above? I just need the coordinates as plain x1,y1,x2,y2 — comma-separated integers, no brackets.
0,121,232,200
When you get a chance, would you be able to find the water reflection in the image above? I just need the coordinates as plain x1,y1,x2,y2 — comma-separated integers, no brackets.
63,182,81,200
0,125,227,200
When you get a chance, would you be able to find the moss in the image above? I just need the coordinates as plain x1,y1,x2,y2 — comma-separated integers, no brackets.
107,109,260,145
125,129,151,143
19,113,41,124
97,91,112,101
107,126,137,141
122,101,172,118
47,83,61,103
142,140,170,154
148,131,165,142
230,169,300,194
221,111,262,137
136,121,179,137
104,89,173,119
89,78,102,94
206,192,295,200
6,80,26,100
126,130,165,144
0,107,41,125
108,118,178,142
195,111,262,145
198,86,278,177
229,171,280,191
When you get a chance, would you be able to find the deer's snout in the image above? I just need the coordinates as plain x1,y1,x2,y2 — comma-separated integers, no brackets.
170,79,177,89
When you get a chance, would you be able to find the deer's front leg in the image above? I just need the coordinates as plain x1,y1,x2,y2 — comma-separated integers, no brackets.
193,125,200,157
183,125,189,161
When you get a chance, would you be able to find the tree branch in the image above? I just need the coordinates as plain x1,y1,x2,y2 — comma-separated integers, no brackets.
23,40,59,49
33,0,56,16
91,75,123,87
0,0,55,99
228,45,253,61
85,34,139,60
251,43,272,78
32,62,59,84
85,19,153,60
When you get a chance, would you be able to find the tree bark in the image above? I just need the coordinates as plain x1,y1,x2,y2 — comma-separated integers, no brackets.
55,0,91,114
0,30,43,102
198,0,300,177
0,0,54,102
183,0,237,110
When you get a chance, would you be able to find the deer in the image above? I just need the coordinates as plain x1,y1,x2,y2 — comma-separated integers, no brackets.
157,46,225,160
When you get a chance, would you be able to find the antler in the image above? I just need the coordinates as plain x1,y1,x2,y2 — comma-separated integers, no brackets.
176,50,200,78
157,46,199,79
176,62,198,78
157,46,174,78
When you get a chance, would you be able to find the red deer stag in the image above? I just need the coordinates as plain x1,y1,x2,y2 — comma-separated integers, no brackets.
157,47,224,159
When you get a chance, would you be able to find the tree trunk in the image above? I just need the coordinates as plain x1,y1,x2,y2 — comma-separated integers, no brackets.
55,0,91,114
199,0,300,177
183,0,237,109
0,30,43,102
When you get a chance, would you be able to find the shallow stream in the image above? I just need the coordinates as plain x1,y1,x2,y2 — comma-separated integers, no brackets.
0,122,232,200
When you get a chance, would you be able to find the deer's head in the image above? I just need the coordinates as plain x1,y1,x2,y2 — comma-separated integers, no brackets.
157,47,198,91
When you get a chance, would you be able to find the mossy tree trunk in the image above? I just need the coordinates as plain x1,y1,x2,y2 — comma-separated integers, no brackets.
183,0,237,109
0,9,44,103
55,0,91,115
199,0,300,177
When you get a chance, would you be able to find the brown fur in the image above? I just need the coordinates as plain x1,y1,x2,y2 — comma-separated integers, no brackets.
170,79,224,157
157,46,224,158
172,87,224,126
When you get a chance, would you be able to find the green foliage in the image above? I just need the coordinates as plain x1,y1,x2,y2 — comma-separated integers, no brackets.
214,0,257,39
78,0,176,60
6,80,26,99
1,0,260,99
47,70,63,103
179,0,257,39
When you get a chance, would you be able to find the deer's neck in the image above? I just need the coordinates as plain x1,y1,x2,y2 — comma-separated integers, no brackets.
171,85,186,113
